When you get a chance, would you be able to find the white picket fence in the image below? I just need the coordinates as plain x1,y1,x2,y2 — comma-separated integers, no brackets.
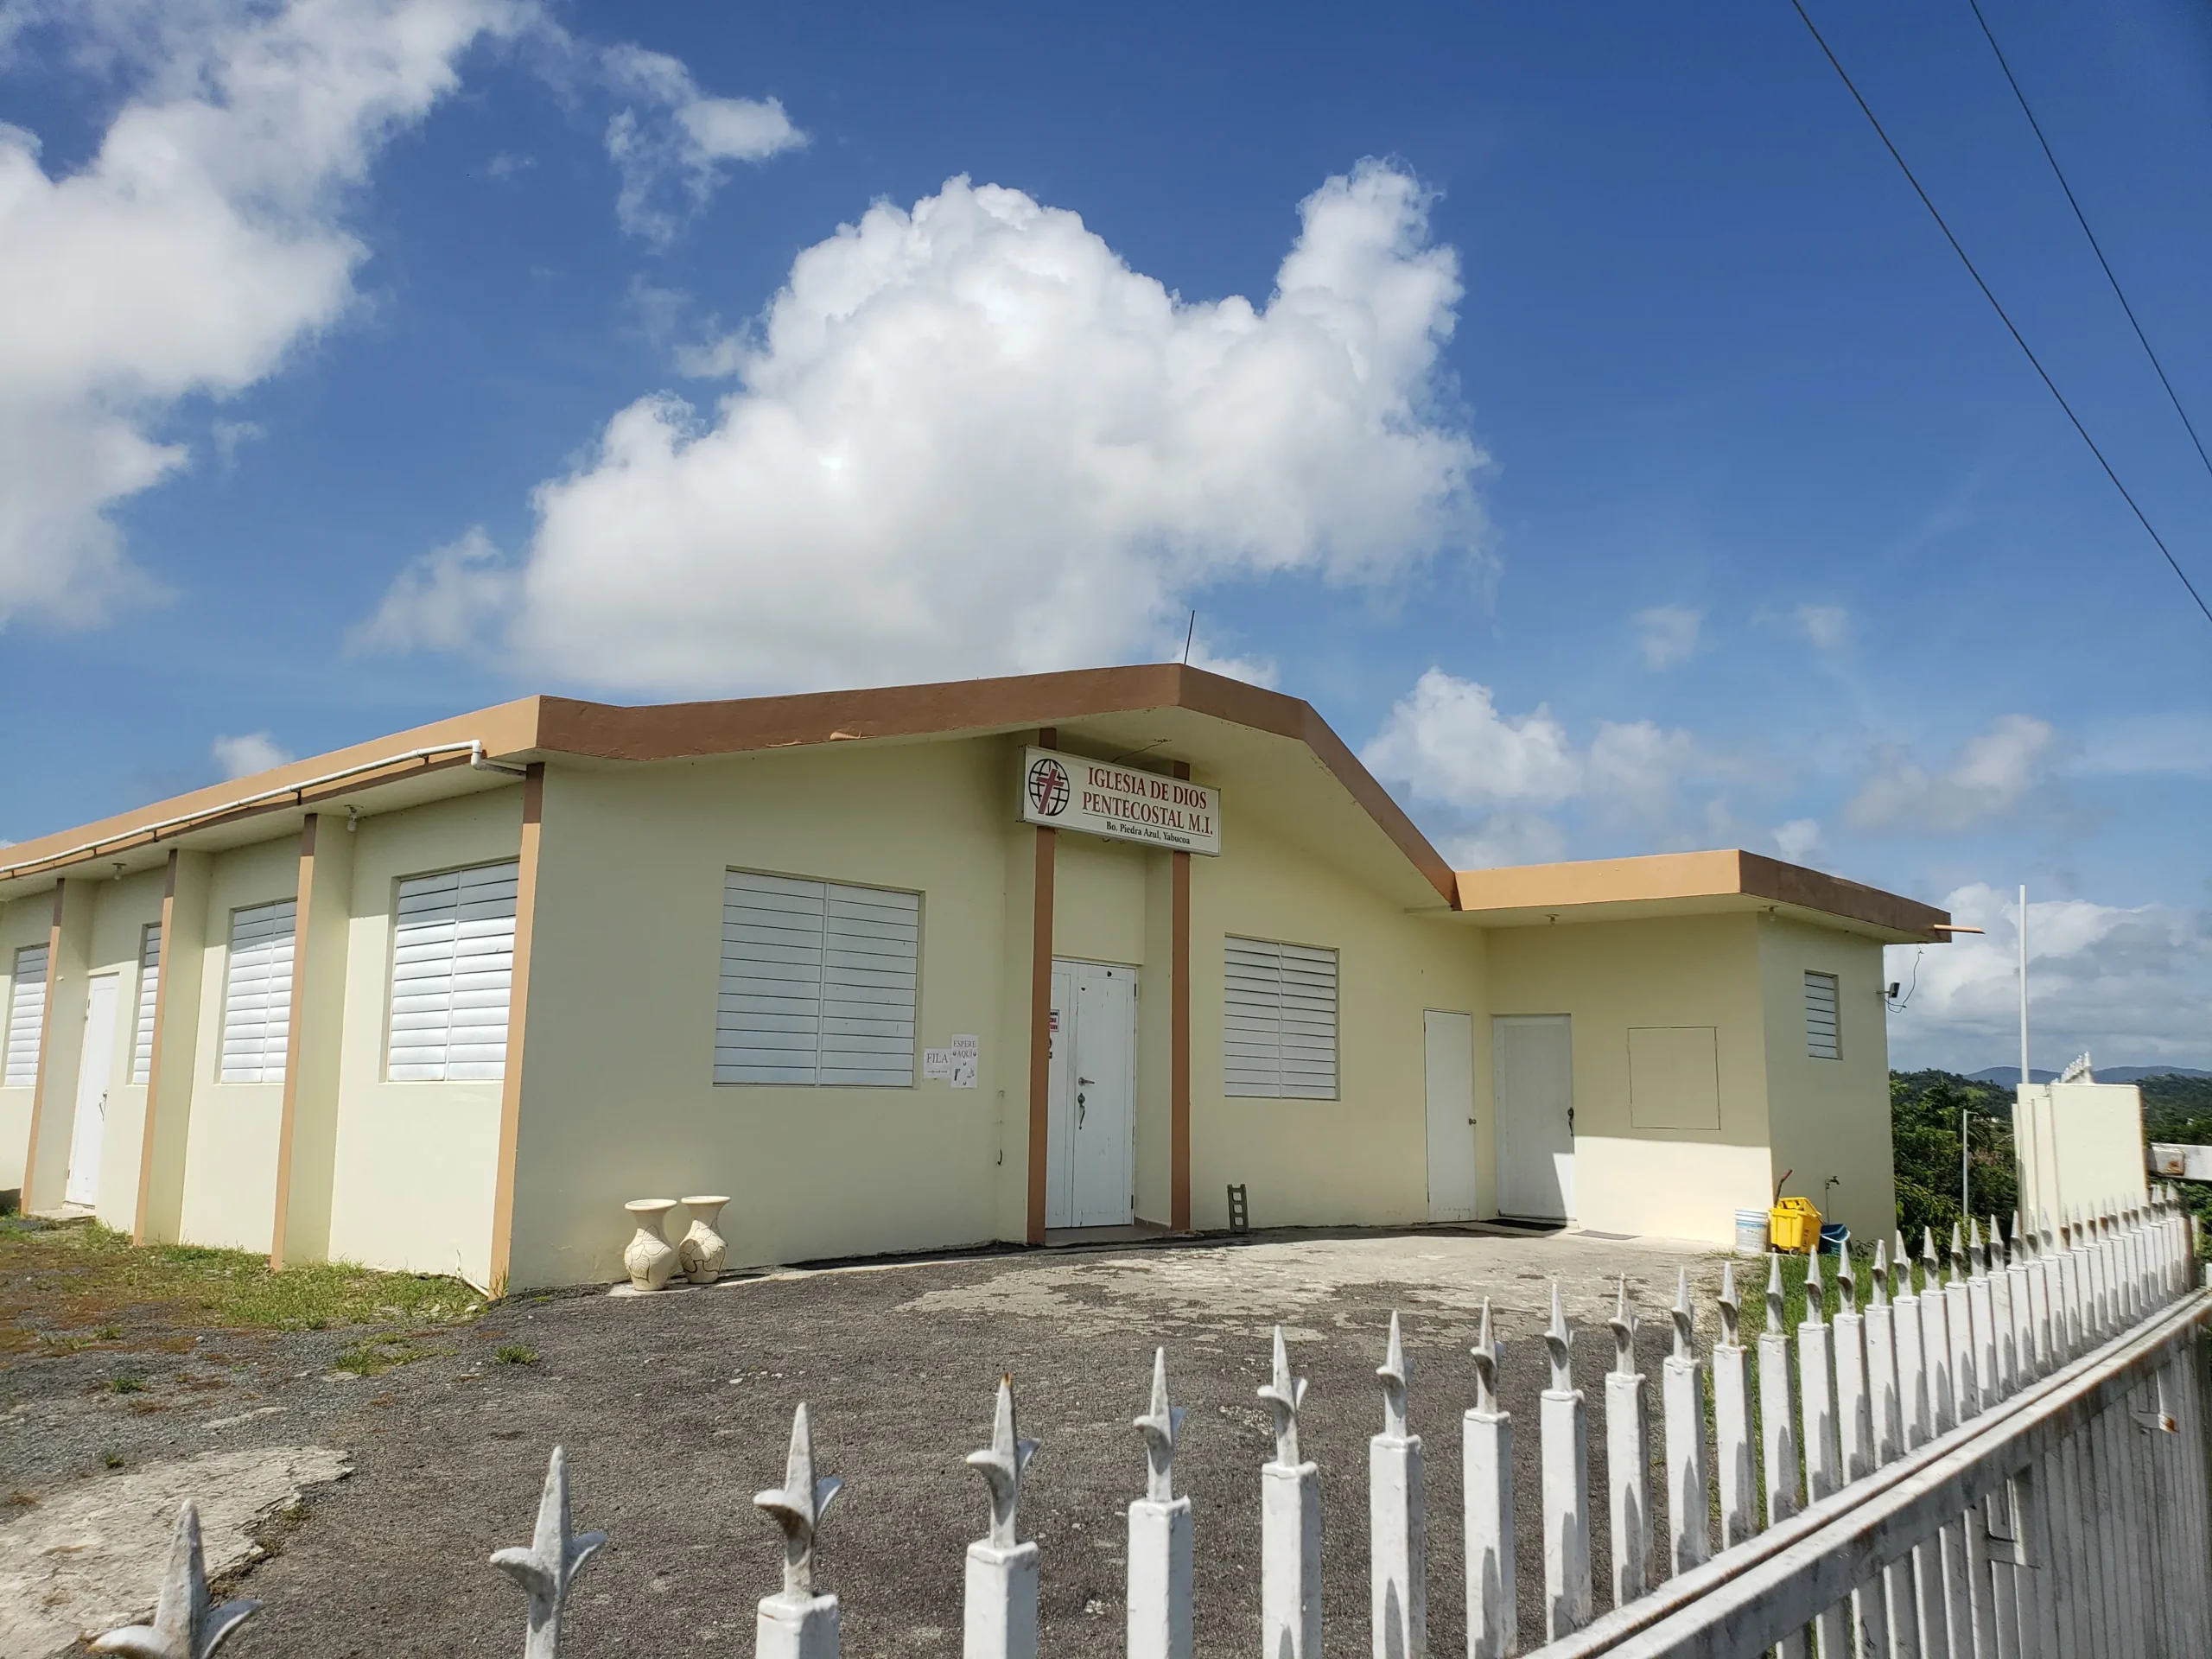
94,1192,2209,1659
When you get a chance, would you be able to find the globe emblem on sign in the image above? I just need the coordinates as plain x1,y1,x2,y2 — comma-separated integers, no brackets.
1027,756,1071,817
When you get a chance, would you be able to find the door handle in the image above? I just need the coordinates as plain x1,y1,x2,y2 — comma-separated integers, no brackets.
1567,1106,1575,1133
1077,1094,1086,1127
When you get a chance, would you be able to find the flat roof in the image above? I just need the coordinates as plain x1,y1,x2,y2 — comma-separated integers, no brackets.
1452,849,1952,944
0,667,1950,941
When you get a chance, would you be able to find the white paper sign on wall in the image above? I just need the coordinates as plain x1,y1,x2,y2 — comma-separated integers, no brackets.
923,1048,953,1080
949,1033,979,1089
1018,747,1222,855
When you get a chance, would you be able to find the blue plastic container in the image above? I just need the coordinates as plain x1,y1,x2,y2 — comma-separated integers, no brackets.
1817,1222,1849,1255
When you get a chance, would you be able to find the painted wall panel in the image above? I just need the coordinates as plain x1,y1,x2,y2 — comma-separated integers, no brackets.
326,791,524,1285
1186,815,1486,1232
0,893,56,1193
1758,916,1894,1242
1485,913,1772,1243
175,836,302,1254
506,740,1020,1287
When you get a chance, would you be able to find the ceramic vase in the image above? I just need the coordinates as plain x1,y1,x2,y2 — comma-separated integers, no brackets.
678,1195,730,1284
623,1198,679,1291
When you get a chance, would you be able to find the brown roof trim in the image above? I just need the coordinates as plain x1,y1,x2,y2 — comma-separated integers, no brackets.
3,668,1459,905
534,664,1457,906
1452,849,1951,941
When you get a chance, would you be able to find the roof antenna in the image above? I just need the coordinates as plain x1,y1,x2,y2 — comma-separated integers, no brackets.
1180,610,1197,665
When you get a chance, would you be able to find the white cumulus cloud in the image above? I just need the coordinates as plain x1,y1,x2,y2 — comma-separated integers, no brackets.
1887,883,2212,1070
365,161,1484,692
1847,715,2056,834
1633,604,1700,669
0,0,798,632
1794,603,1851,653
211,730,293,779
1362,668,1738,865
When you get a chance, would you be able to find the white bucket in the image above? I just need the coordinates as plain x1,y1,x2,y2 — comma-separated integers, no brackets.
1734,1207,1769,1255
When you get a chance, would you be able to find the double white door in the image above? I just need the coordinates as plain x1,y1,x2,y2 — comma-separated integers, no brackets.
1495,1014,1574,1222
65,975,120,1208
1046,960,1136,1229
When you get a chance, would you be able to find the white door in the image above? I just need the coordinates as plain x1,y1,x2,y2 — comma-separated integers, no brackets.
66,975,120,1207
1424,1010,1479,1221
1046,960,1137,1228
1495,1014,1573,1221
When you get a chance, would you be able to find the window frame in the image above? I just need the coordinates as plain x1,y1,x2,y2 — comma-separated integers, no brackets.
383,857,522,1084
714,867,922,1089
1803,969,1842,1062
219,899,298,1085
4,944,48,1088
1223,932,1341,1101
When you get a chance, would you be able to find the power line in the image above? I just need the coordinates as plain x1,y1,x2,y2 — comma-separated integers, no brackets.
1964,0,2212,491
1787,0,2212,627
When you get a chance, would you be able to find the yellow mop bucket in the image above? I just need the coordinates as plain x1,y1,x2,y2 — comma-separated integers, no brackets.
1769,1195,1821,1255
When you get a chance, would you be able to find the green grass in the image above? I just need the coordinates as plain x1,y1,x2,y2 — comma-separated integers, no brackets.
494,1344,540,1365
104,1373,147,1394
2,1220,485,1355
332,1335,445,1376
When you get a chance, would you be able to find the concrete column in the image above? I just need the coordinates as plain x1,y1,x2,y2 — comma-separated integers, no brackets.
22,878,94,1214
1540,1284,1591,1642
271,813,353,1268
136,849,209,1244
756,1592,840,1659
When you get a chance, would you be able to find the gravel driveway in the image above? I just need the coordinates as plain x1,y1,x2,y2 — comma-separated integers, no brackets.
3,1226,1726,1657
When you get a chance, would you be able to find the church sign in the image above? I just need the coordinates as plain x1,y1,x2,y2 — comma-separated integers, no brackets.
1018,747,1222,856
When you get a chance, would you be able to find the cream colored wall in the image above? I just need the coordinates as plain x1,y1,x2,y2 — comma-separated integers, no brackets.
1484,913,1775,1245
80,870,168,1230
0,892,54,1194
1186,816,1487,1232
505,740,1023,1287
1758,917,1895,1243
175,836,301,1254
323,791,524,1286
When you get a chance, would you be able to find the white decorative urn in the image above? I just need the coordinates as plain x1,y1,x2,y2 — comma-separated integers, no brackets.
622,1198,679,1291
677,1195,730,1284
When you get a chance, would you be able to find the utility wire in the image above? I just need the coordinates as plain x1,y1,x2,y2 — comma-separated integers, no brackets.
1788,0,2212,626
1964,0,2212,491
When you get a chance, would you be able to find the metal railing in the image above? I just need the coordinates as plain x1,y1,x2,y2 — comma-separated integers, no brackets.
91,1191,2209,1658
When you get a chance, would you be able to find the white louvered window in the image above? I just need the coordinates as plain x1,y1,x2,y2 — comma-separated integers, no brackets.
130,924,162,1084
1224,936,1339,1099
387,861,519,1082
220,900,297,1084
4,944,48,1087
716,870,918,1087
1804,970,1841,1061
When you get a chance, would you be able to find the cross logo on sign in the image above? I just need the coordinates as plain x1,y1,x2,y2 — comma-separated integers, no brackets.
1027,756,1071,817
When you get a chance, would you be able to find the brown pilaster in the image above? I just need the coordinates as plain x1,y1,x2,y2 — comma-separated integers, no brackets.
1170,761,1192,1232
486,763,545,1294
1025,728,1058,1244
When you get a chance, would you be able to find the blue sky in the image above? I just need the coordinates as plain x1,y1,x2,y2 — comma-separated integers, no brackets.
2,0,2207,1069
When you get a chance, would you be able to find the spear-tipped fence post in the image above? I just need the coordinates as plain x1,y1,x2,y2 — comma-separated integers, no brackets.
1464,1300,1516,1659
487,1446,606,1659
1603,1277,1649,1610
1793,1250,1848,1657
92,1500,261,1659
1661,1268,1709,1578
1865,1244,1921,1659
1966,1219,1999,1410
1834,1248,1872,1483
754,1403,843,1659
1893,1234,1949,1659
1259,1325,1321,1659
1540,1280,1592,1641
963,1376,1041,1659
1758,1254,1801,1533
1947,1223,1981,1421
1128,1350,1192,1659
1712,1260,1758,1551
1986,1216,2018,1397
1370,1312,1426,1659
1922,1230,1956,1436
